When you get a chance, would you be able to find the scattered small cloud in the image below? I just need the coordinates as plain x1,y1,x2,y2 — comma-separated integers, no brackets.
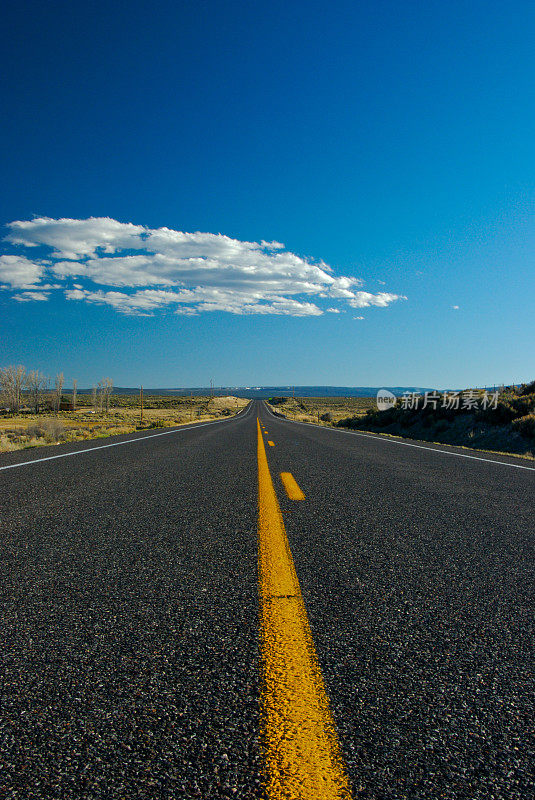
13,290,50,302
353,315,365,320
2,217,407,316
452,305,459,310
349,291,407,308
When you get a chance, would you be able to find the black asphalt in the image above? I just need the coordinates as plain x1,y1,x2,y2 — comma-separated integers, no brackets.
1,400,534,799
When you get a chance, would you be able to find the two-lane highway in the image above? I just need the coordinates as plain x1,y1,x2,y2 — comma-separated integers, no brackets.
1,400,533,799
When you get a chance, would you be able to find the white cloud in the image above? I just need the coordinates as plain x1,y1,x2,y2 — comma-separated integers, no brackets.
6,217,146,260
64,287,323,316
0,255,44,288
353,316,365,320
326,307,341,313
452,305,459,310
327,276,362,298
349,291,406,308
3,217,406,316
13,290,50,302
260,240,285,250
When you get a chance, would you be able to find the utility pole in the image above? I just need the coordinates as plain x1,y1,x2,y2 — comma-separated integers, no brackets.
140,385,144,425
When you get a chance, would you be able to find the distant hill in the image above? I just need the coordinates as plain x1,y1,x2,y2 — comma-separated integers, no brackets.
67,385,436,398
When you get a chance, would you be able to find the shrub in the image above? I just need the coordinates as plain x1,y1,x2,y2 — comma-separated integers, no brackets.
3,427,24,436
42,420,67,442
0,435,20,452
320,412,333,422
511,414,535,439
26,423,45,438
519,380,535,396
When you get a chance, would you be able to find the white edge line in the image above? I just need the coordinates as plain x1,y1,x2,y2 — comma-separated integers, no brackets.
0,402,253,472
262,403,535,472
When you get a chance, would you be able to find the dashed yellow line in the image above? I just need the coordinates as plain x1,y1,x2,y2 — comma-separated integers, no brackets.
257,418,351,800
268,441,275,447
280,472,305,501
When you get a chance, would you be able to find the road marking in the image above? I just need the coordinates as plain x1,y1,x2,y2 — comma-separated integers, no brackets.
257,418,351,799
263,406,535,472
268,440,275,447
280,472,305,501
0,405,252,473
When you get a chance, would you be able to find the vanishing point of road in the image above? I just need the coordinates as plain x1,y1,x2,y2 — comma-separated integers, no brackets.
1,401,534,799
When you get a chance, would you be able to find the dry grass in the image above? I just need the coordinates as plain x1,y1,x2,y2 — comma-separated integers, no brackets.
0,396,249,453
266,396,375,424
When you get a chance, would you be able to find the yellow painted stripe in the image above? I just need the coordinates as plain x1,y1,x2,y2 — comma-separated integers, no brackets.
280,472,306,501
268,440,275,447
257,418,351,800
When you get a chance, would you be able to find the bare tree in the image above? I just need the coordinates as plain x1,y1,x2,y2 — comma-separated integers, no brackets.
72,379,77,411
0,366,15,411
91,385,97,412
54,372,64,413
26,370,48,414
0,365,26,412
15,365,26,411
105,378,113,413
96,380,104,413
99,378,113,413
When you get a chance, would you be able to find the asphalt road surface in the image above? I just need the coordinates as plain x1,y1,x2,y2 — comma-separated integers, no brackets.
1,400,533,799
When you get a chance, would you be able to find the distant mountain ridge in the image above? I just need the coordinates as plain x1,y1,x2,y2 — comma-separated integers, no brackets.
67,385,437,398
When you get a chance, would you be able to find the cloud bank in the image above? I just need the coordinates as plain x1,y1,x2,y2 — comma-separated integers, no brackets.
1,217,406,316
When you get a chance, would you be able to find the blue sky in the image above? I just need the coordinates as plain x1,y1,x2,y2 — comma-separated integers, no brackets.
1,0,533,388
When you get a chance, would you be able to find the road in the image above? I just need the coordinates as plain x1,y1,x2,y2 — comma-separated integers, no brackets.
1,400,533,799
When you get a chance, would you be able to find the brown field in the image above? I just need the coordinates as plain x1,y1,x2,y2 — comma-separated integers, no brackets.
0,395,249,453
266,395,375,424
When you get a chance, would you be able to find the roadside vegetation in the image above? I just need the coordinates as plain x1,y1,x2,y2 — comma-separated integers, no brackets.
336,383,535,458
268,384,535,459
267,396,375,423
0,365,248,453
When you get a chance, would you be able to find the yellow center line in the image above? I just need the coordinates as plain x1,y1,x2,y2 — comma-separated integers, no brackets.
257,417,352,800
268,440,275,447
280,472,306,501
